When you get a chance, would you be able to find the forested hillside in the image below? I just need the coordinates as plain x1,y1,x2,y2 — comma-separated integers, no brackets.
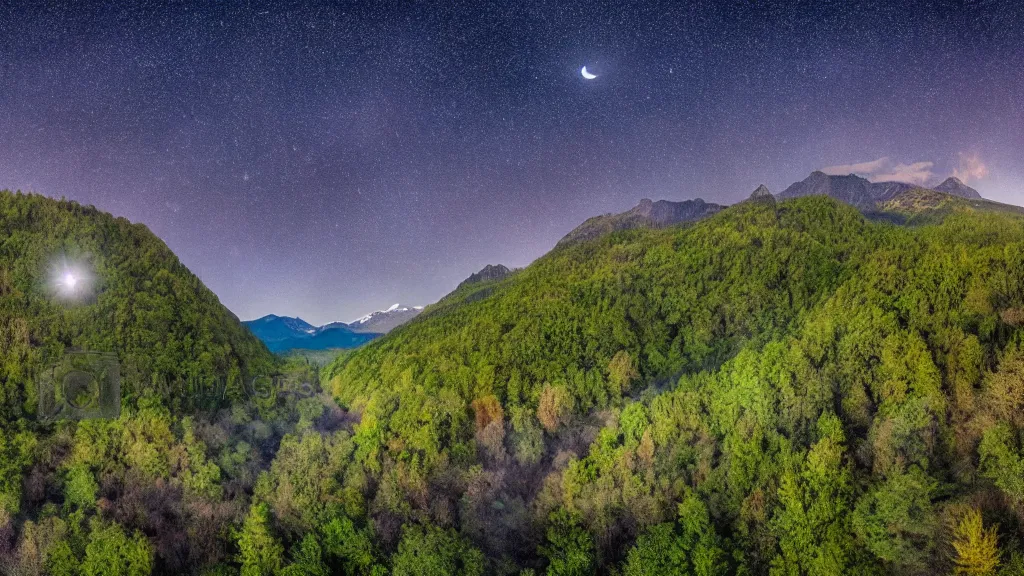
322,194,1024,574
5,190,1024,575
0,191,281,574
0,190,276,416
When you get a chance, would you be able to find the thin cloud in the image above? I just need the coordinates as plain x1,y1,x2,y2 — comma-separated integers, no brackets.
953,153,989,183
821,157,890,176
821,157,935,185
871,161,935,186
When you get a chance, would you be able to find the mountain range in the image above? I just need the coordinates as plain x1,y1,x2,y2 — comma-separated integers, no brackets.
324,188,1024,573
554,173,985,247
244,303,423,352
778,171,981,208
249,172,992,354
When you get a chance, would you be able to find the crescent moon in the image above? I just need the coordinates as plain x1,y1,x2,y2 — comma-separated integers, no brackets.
581,66,598,80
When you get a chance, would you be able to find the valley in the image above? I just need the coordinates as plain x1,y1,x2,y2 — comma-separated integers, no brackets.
3,178,1024,574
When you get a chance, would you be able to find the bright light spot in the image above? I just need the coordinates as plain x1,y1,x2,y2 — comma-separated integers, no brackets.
50,259,91,300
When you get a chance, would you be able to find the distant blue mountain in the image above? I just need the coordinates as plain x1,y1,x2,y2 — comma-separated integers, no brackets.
244,314,380,353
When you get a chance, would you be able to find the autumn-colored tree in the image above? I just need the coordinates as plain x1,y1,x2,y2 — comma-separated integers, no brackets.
636,429,655,468
472,394,506,459
537,384,571,433
471,395,504,431
950,508,1000,576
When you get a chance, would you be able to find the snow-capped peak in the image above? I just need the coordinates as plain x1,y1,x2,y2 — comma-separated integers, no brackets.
349,303,416,325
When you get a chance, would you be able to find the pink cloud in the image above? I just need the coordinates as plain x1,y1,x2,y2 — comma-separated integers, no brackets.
953,153,989,183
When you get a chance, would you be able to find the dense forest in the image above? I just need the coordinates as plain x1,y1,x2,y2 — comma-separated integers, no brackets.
4,189,1024,574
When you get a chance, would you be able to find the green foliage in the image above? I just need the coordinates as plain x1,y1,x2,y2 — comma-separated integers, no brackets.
0,426,36,518
318,516,382,575
391,524,485,576
237,503,284,576
770,415,853,576
278,534,329,576
978,424,1024,505
541,509,595,576
851,468,938,570
63,464,99,510
81,519,153,576
622,492,726,576
254,429,359,534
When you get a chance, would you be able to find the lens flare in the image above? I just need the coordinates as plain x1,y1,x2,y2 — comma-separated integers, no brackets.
50,258,93,300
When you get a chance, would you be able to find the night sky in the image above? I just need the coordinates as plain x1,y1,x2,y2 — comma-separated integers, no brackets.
2,0,1023,324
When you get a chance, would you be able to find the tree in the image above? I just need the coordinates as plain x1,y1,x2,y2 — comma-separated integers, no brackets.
541,509,594,576
237,503,284,576
472,394,506,459
623,523,687,576
81,519,153,576
622,493,726,576
978,424,1024,505
851,469,937,570
390,524,484,576
509,404,544,465
0,428,36,520
770,415,853,576
278,534,329,576
537,384,572,434
608,351,638,393
950,508,1000,576
319,515,382,575
63,465,99,510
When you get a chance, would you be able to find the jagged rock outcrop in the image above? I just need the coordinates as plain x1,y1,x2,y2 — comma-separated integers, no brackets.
779,171,984,209
557,197,725,248
933,176,982,199
748,184,774,202
457,264,512,290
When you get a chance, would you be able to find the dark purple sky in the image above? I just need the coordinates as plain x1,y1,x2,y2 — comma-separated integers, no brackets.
2,0,1023,324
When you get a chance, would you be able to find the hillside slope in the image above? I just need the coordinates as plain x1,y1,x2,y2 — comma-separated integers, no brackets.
0,190,275,417
324,195,1024,573
877,187,1024,222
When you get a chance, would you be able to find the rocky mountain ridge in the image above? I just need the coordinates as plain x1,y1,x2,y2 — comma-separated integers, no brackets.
778,171,981,208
